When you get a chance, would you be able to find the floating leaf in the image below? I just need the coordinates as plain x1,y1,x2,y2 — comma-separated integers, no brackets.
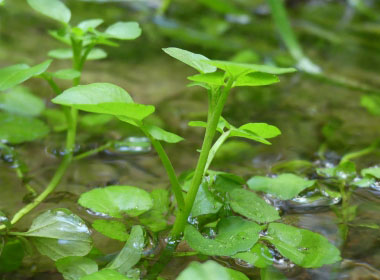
52,69,81,80
107,226,144,274
144,124,183,143
92,220,129,242
52,83,155,121
247,174,315,200
78,186,153,218
49,48,107,60
229,189,280,223
78,19,104,31
184,216,261,256
361,167,380,179
233,72,280,87
105,22,141,40
17,209,92,261
0,112,49,144
80,269,132,280
56,256,98,280
0,239,24,273
163,47,217,74
177,261,248,280
0,60,52,91
0,86,45,116
265,223,341,268
204,60,296,77
27,0,71,23
191,182,222,217
238,123,281,139
233,243,272,268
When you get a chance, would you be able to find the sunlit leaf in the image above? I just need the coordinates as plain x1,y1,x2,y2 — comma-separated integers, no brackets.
52,69,81,80
265,223,341,268
188,72,225,86
163,47,217,74
27,0,71,23
80,269,132,280
143,124,183,143
56,256,98,280
92,220,129,242
233,243,272,268
0,86,45,116
247,174,315,200
361,166,380,179
229,189,280,223
78,186,153,218
107,226,144,274
184,216,261,256
17,209,92,261
0,112,49,144
105,22,141,40
238,123,281,139
78,19,104,31
230,129,271,145
48,48,107,60
233,72,280,87
0,60,52,91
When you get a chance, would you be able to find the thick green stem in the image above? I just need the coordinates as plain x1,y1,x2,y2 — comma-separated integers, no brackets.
170,78,233,239
141,128,185,212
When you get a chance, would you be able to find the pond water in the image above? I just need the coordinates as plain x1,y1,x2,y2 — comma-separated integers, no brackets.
1,0,380,279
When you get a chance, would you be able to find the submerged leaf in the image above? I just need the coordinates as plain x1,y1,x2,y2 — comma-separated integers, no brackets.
0,112,49,144
105,22,141,40
265,223,341,268
18,209,92,261
184,216,261,256
78,186,153,218
92,220,129,242
56,256,98,280
27,0,71,23
229,189,280,223
163,47,217,74
247,174,315,200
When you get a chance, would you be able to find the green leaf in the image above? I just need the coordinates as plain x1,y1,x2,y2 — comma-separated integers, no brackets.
361,167,380,179
238,123,281,139
0,86,45,116
105,22,141,40
233,243,273,268
78,186,153,218
189,116,230,133
52,83,154,121
316,161,356,180
163,47,217,74
184,216,261,256
191,182,222,217
107,226,144,274
247,174,315,200
260,267,287,280
230,128,271,145
27,0,71,23
92,220,129,242
56,256,98,280
361,94,380,116
18,209,92,261
80,114,114,127
233,72,280,87
213,172,244,193
188,72,225,86
0,60,52,91
80,269,132,280
177,261,247,280
52,69,81,80
78,19,104,31
0,112,49,144
204,60,296,77
265,223,341,268
49,48,107,60
0,239,24,273
144,124,183,143
229,189,280,223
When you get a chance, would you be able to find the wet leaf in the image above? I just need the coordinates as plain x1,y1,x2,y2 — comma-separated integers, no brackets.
0,112,49,144
107,226,144,274
317,161,356,181
0,86,45,116
27,0,71,23
78,19,104,31
191,182,222,217
56,256,98,280
48,48,107,60
80,269,132,280
143,124,184,143
177,260,248,280
17,209,92,261
247,174,316,200
233,243,273,268
92,220,129,242
52,83,154,121
233,72,280,87
163,47,217,74
229,189,280,223
0,60,52,91
204,60,296,77
184,216,261,256
265,223,341,268
52,69,81,80
361,167,380,179
105,22,141,40
0,239,24,273
78,186,153,218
